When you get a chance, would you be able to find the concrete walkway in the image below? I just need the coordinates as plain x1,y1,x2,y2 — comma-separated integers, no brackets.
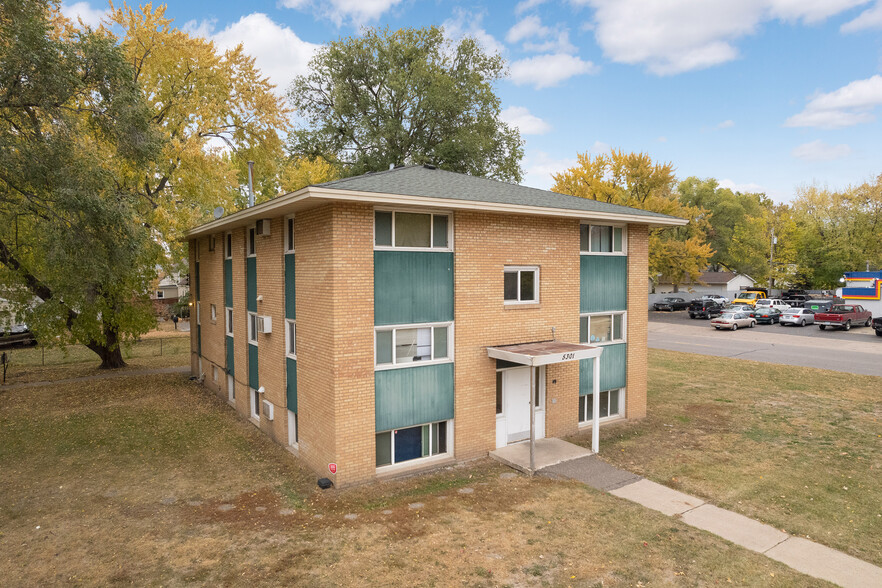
0,366,190,391
542,454,882,588
489,438,592,474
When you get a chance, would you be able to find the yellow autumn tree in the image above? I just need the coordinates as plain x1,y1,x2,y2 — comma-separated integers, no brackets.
552,150,713,287
280,156,340,192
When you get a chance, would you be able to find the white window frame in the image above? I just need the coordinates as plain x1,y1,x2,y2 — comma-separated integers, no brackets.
287,410,298,448
212,365,218,382
373,208,453,252
196,301,201,325
285,215,295,254
374,322,454,370
376,419,453,471
224,232,233,259
227,373,235,403
247,312,258,345
580,223,627,255
225,307,233,336
285,319,296,359
503,266,539,305
250,388,260,420
210,304,217,323
579,388,626,425
247,226,257,257
580,311,627,345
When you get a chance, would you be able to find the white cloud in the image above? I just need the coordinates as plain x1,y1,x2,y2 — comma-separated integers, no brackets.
841,1,882,32
507,16,550,43
588,140,611,154
657,136,668,143
717,119,735,129
510,54,598,88
500,106,551,135
718,179,769,194
523,31,577,54
785,75,882,128
279,0,403,27
209,14,320,94
580,0,869,75
522,151,579,190
442,9,506,56
516,0,549,15
60,2,108,28
183,18,217,39
791,140,853,161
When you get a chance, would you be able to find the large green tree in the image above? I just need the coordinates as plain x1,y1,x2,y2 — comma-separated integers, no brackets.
552,150,713,287
0,0,162,367
287,26,524,181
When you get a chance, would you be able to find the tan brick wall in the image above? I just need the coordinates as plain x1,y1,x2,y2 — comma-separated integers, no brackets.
453,212,581,460
626,224,649,419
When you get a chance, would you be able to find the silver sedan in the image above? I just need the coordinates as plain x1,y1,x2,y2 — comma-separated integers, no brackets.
710,312,756,331
779,308,815,327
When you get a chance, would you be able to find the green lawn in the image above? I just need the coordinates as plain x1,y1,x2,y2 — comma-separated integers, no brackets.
0,369,826,586
584,349,882,568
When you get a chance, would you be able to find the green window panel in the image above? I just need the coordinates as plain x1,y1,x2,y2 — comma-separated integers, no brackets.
579,343,627,395
580,255,627,313
194,261,200,300
374,251,453,326
375,363,454,432
223,259,233,307
286,357,297,413
196,324,201,356
248,343,259,390
225,335,234,376
246,256,257,313
284,255,295,319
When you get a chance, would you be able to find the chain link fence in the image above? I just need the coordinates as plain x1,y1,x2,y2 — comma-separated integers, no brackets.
6,337,190,367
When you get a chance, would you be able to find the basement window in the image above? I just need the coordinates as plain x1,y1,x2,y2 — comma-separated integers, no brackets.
376,421,449,467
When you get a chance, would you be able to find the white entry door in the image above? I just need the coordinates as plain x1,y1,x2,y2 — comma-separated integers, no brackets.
496,367,546,447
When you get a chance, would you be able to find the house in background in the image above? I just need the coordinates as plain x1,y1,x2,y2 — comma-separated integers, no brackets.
654,270,755,300
150,272,188,307
185,165,685,487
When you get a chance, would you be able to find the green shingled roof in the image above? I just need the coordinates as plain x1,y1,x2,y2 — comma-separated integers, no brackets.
316,165,682,221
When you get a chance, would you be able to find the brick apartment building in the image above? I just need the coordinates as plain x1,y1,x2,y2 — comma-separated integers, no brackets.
185,165,685,486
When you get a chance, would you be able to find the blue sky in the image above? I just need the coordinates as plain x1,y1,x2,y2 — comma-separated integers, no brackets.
62,1,882,202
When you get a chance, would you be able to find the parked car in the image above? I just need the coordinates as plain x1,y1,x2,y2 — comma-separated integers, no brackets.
731,291,766,307
701,294,729,304
779,308,815,327
814,304,872,331
688,299,724,319
782,294,808,308
752,306,782,324
873,316,882,337
0,323,37,349
710,311,756,330
803,299,840,313
653,297,690,311
755,298,791,313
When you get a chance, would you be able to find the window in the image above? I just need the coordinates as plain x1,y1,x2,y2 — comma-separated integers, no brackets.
288,410,298,447
376,421,449,467
579,389,624,423
208,235,216,252
375,323,452,368
227,373,235,402
580,312,626,344
210,304,217,322
248,312,258,344
212,365,218,382
285,216,295,253
225,308,233,336
224,232,232,259
156,290,164,299
581,224,625,254
250,388,260,420
247,226,256,257
196,302,201,325
504,266,538,304
495,372,503,415
286,320,296,359
374,210,450,250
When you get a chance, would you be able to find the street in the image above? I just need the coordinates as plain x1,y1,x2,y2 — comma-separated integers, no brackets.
648,311,882,377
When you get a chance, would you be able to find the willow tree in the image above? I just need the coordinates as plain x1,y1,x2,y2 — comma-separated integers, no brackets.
288,26,523,181
552,150,713,287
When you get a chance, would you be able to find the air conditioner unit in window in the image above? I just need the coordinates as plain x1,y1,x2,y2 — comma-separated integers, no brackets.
256,219,271,236
261,399,274,421
257,315,272,334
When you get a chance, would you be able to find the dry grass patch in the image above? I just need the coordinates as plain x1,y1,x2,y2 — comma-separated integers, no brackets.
0,371,828,586
583,349,882,567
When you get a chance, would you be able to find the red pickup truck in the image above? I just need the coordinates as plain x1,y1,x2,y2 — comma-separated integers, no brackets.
814,304,873,331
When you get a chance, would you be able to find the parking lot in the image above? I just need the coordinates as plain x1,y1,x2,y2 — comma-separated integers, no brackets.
648,308,882,376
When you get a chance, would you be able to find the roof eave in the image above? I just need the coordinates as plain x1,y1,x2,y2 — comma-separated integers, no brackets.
184,186,688,239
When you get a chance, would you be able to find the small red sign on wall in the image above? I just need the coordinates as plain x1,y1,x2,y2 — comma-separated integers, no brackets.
328,463,337,474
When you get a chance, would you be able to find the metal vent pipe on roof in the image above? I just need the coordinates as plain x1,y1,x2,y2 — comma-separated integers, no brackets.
247,161,255,208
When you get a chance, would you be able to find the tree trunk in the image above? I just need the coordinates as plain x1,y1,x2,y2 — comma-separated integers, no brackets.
85,325,127,369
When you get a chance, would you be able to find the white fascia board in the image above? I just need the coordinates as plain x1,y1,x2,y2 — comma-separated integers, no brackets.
487,345,602,367
185,185,687,239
